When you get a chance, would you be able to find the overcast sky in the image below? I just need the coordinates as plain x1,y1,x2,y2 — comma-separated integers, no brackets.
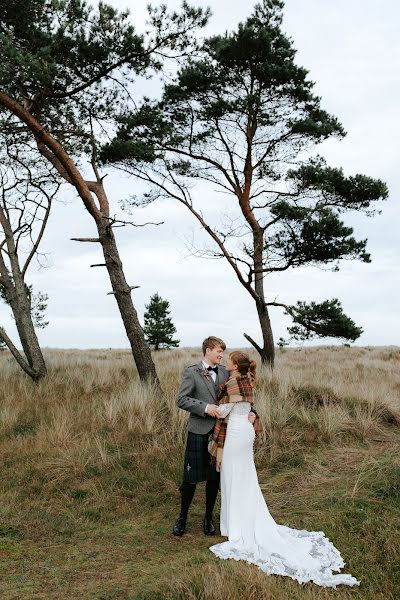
1,0,399,350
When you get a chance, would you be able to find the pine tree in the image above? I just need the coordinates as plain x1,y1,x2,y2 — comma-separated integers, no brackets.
144,293,179,350
102,0,388,367
0,0,208,386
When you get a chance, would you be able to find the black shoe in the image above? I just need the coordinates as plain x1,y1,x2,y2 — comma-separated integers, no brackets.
172,517,186,537
203,515,216,536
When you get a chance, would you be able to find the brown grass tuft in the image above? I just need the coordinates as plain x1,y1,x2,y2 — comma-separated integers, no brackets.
0,345,399,599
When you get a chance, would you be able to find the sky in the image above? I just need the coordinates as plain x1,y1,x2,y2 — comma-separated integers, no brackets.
1,0,399,350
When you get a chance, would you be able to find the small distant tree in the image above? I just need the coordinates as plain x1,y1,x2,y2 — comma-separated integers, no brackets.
144,293,180,350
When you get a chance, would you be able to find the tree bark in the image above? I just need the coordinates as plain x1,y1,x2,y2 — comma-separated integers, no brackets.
97,222,159,385
243,293,275,368
0,326,39,379
240,113,275,368
252,229,275,368
0,229,47,381
254,298,275,367
4,287,47,381
0,91,160,388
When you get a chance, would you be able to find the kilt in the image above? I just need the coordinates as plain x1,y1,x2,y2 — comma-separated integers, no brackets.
182,431,220,484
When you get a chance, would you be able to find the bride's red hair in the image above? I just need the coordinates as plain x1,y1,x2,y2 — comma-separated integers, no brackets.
229,351,257,387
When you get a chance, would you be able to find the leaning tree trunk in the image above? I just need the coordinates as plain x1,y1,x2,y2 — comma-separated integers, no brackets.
6,283,47,381
246,229,275,368
0,92,160,388
254,297,275,367
238,142,276,368
0,249,47,381
243,297,275,368
98,221,159,384
255,228,274,367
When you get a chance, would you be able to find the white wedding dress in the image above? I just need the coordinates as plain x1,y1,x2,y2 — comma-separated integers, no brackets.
209,402,360,588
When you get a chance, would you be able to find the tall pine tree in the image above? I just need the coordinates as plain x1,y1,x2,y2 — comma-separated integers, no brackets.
144,293,179,350
101,0,388,367
0,0,208,385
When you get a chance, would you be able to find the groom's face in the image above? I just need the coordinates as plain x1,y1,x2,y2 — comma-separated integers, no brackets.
205,345,225,366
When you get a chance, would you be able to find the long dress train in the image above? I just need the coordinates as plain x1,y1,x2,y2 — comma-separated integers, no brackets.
209,402,360,588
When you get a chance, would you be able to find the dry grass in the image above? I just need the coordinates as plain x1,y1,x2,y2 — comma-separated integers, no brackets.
0,345,399,599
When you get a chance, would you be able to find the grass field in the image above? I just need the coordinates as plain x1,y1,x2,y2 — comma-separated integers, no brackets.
0,346,399,599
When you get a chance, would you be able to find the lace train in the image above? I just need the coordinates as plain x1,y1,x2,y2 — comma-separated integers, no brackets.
210,525,360,588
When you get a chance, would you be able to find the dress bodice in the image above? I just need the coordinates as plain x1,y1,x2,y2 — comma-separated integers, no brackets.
231,402,251,416
217,402,251,418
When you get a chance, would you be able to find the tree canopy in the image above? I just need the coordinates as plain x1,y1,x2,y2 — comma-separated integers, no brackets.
0,0,208,382
101,0,388,364
0,0,208,143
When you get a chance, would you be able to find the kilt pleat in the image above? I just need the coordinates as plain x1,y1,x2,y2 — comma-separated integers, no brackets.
182,431,220,483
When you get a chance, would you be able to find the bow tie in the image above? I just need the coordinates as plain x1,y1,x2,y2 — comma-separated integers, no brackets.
207,366,218,373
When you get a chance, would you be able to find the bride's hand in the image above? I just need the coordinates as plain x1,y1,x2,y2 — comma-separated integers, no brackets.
248,412,256,424
207,404,220,418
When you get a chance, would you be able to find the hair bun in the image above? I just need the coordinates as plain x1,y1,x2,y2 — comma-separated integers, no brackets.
248,360,257,387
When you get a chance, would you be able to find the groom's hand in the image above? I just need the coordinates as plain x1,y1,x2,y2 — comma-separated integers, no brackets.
206,405,220,418
248,412,256,424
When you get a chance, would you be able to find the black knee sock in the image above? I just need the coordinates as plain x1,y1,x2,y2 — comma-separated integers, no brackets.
179,482,196,520
205,480,219,519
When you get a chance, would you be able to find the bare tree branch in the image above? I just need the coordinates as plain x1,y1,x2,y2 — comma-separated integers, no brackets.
0,326,36,378
70,237,100,242
107,285,140,295
243,332,262,354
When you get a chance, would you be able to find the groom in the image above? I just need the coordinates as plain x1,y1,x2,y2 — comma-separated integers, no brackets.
172,336,254,537
172,336,228,537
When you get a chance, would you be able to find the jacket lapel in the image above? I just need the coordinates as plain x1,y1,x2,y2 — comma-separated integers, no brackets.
196,362,217,402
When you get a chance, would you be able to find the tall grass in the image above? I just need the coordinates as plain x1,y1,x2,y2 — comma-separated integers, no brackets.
0,346,399,599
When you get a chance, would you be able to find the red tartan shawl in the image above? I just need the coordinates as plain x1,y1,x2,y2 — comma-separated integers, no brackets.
209,373,263,472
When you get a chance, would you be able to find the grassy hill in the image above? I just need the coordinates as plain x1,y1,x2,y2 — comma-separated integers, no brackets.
0,346,399,599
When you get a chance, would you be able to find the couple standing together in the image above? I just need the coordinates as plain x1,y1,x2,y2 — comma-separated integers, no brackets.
172,336,360,589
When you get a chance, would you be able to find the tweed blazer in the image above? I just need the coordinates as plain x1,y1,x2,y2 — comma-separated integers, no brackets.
177,361,229,435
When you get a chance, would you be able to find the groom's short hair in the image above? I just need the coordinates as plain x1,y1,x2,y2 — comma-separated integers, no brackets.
202,336,226,355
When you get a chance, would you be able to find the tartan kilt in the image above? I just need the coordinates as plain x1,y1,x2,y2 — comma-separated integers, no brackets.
182,431,220,484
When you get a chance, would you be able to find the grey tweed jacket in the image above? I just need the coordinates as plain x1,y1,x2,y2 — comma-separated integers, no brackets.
177,362,229,435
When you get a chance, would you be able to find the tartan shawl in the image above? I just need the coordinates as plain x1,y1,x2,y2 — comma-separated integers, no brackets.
209,373,263,472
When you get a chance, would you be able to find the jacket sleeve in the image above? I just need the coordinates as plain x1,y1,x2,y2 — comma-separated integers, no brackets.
177,368,209,418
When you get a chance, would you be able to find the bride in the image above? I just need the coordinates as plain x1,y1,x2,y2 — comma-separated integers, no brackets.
208,351,360,589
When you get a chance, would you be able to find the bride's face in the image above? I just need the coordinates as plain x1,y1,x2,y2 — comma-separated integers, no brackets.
226,356,238,372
